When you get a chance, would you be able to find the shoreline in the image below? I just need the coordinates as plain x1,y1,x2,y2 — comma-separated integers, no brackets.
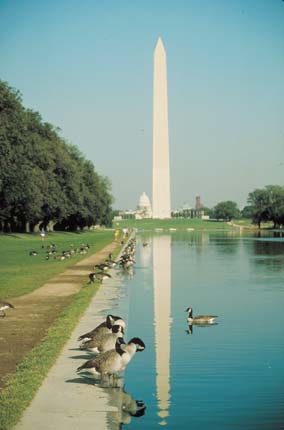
13,239,132,430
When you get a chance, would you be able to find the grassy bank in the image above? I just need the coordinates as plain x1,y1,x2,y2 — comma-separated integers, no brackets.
0,229,122,430
0,230,114,298
0,281,100,430
113,218,233,231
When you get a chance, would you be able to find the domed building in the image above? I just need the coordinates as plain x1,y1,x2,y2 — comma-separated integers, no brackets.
136,192,152,219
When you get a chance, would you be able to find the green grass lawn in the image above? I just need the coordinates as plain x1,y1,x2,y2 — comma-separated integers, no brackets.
0,230,114,299
113,218,233,231
0,229,120,430
0,281,100,430
232,219,274,229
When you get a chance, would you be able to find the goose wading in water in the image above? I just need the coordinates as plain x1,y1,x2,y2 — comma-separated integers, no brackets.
186,307,218,324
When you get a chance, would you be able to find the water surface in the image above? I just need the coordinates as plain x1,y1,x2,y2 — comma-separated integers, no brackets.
119,232,284,429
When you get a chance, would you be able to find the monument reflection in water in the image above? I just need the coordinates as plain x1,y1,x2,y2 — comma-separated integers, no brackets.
153,235,172,426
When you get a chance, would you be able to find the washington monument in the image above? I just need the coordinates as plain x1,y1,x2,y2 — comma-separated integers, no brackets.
152,37,171,219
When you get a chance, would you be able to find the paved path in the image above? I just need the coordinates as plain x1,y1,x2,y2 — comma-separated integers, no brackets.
14,255,131,430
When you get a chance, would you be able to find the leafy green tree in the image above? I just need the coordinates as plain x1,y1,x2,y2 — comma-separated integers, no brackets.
248,185,284,228
202,206,213,218
241,205,253,219
0,80,113,232
213,201,240,221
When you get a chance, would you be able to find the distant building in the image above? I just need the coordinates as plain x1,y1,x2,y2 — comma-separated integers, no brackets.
115,210,136,220
115,192,152,220
137,192,152,219
195,195,203,210
172,199,204,219
172,208,204,219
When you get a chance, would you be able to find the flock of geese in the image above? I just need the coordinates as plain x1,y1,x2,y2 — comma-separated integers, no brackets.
76,239,145,387
1,236,218,395
87,239,136,284
29,243,91,261
76,314,145,386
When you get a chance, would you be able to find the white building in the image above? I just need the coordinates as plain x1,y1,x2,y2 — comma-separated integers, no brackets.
137,192,152,219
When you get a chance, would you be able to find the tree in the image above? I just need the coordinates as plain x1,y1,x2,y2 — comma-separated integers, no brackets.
0,80,114,232
202,206,213,218
241,205,253,219
248,185,284,228
213,201,240,221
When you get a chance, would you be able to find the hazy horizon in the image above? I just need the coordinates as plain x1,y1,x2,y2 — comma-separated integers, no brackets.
1,0,283,210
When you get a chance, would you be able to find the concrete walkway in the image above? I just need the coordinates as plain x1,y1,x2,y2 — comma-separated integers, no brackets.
14,265,130,430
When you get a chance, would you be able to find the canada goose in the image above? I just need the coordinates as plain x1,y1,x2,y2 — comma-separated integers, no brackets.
105,258,117,268
88,272,111,284
119,256,135,270
80,324,124,353
95,272,112,281
105,253,116,265
88,272,97,283
29,251,38,256
119,337,145,368
77,314,126,342
186,307,218,324
0,300,14,317
94,263,109,272
77,337,145,380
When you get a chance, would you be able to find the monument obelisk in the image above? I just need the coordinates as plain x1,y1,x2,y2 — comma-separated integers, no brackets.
152,37,171,219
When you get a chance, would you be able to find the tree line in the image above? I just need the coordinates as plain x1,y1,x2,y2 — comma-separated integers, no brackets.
209,185,284,228
0,80,113,233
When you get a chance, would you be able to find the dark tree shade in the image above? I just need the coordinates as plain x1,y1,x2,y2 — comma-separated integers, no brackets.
0,80,113,232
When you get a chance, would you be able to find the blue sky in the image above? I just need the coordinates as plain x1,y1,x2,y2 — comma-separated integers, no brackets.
1,0,283,210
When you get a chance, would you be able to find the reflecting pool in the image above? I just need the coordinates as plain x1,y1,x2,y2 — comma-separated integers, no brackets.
119,232,284,429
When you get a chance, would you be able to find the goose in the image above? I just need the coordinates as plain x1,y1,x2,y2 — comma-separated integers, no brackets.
77,337,145,380
88,272,111,284
119,337,145,368
94,263,109,272
95,272,112,281
88,272,97,284
105,253,117,264
29,251,38,256
105,258,117,268
186,307,218,324
77,314,126,342
0,300,15,317
80,324,124,353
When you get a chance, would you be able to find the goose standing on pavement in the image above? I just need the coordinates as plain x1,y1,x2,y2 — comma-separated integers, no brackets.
77,314,126,342
0,300,15,317
77,336,145,385
88,272,111,284
80,324,124,353
186,307,218,324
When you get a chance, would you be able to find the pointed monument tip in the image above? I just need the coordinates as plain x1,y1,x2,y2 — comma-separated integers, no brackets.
155,37,165,50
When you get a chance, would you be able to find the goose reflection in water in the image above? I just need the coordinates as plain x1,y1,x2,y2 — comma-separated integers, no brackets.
107,385,146,428
186,322,218,335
